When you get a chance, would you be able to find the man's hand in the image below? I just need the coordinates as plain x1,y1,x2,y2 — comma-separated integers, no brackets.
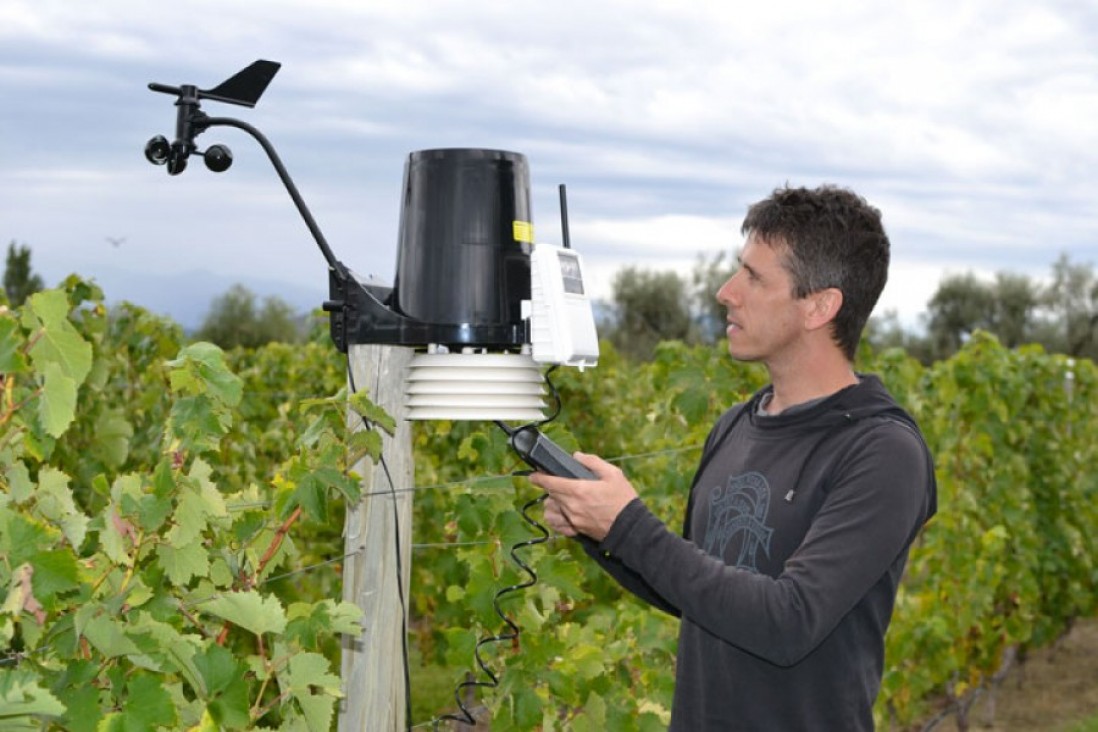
529,452,638,542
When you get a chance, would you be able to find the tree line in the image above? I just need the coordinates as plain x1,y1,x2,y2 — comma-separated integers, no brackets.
3,243,309,349
599,251,1098,363
5,241,1097,363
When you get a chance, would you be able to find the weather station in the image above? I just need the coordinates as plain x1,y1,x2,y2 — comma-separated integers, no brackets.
144,59,599,729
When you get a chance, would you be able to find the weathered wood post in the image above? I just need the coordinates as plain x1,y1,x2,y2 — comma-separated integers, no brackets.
339,344,414,732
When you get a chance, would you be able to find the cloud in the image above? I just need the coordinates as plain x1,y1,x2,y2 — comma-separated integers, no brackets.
2,0,1097,329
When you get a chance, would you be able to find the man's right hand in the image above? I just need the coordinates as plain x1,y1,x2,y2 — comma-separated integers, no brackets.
544,495,579,537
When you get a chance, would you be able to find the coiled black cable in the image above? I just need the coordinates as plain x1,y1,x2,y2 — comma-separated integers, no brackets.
433,366,563,729
434,492,550,729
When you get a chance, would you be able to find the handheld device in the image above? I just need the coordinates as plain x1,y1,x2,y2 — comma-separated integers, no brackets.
508,425,597,480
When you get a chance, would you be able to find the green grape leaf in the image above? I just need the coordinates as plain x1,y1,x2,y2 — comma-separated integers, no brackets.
56,681,101,732
441,627,477,669
84,351,111,391
25,550,80,603
91,408,134,469
121,673,176,731
283,602,331,649
157,539,210,586
33,467,87,547
0,315,27,373
326,601,363,635
205,679,251,730
99,507,135,566
347,428,383,463
192,643,240,698
209,558,234,588
129,614,204,698
80,613,141,659
169,489,219,546
170,396,231,454
96,712,123,731
167,459,228,546
569,643,607,680
0,510,55,568
295,693,335,732
671,384,710,425
287,652,341,695
291,474,328,523
348,392,396,435
511,684,542,729
283,652,340,732
38,362,78,438
203,590,287,637
136,490,175,534
1,564,43,624
23,289,93,385
0,668,66,725
284,600,362,649
177,643,254,728
4,461,34,504
536,553,587,598
167,342,243,406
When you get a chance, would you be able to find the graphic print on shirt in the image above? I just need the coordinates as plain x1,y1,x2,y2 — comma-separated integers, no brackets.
702,471,774,572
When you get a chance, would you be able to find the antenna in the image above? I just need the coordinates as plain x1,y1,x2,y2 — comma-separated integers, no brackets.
559,183,572,249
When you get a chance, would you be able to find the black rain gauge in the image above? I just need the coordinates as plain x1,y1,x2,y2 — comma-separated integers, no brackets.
144,60,599,426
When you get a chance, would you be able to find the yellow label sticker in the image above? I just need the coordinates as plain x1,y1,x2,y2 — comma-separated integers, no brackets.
512,220,534,243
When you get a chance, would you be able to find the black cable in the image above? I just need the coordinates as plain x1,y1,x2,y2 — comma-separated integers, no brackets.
434,492,550,729
539,364,563,426
346,359,414,732
434,365,562,729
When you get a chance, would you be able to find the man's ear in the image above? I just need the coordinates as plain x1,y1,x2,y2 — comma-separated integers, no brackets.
804,287,843,331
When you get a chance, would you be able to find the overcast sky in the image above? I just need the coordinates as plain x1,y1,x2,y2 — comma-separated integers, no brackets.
3,0,1097,329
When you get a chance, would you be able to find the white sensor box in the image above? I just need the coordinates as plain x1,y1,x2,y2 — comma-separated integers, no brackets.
524,243,599,369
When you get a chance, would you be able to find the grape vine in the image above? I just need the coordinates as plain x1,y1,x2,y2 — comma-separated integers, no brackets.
1,280,1095,730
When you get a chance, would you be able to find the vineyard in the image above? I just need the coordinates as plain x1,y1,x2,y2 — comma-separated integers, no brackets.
2,278,1096,730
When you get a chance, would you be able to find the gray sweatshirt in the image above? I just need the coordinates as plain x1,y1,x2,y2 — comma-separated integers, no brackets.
581,375,937,731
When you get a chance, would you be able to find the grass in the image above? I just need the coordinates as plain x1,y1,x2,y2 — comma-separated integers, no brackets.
409,643,476,727
1067,716,1098,732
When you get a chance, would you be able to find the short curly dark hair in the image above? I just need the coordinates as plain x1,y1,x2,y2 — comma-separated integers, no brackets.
741,185,890,360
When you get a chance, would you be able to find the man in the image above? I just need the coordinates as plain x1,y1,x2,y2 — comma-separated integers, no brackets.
531,185,937,731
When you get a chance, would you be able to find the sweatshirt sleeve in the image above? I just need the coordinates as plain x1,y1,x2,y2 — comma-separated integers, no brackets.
569,406,744,616
575,519,681,616
598,421,931,666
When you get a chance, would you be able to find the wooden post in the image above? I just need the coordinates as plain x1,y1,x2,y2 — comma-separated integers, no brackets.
339,344,414,732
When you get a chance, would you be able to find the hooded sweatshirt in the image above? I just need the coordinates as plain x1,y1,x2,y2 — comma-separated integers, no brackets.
580,374,937,731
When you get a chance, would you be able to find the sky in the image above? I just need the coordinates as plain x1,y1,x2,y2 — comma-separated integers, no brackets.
2,0,1097,330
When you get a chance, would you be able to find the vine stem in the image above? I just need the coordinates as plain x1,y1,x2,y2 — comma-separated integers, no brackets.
0,330,46,425
248,506,303,590
89,522,142,594
0,385,43,429
216,506,303,645
177,600,211,638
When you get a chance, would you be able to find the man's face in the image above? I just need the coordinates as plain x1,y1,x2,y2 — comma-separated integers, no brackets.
715,234,810,366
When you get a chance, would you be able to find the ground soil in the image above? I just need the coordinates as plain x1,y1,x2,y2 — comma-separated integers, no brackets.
919,617,1098,731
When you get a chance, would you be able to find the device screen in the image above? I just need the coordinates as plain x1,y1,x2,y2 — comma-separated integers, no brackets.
557,252,585,295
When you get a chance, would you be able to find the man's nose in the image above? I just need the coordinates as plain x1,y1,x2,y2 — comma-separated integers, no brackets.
716,275,738,307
